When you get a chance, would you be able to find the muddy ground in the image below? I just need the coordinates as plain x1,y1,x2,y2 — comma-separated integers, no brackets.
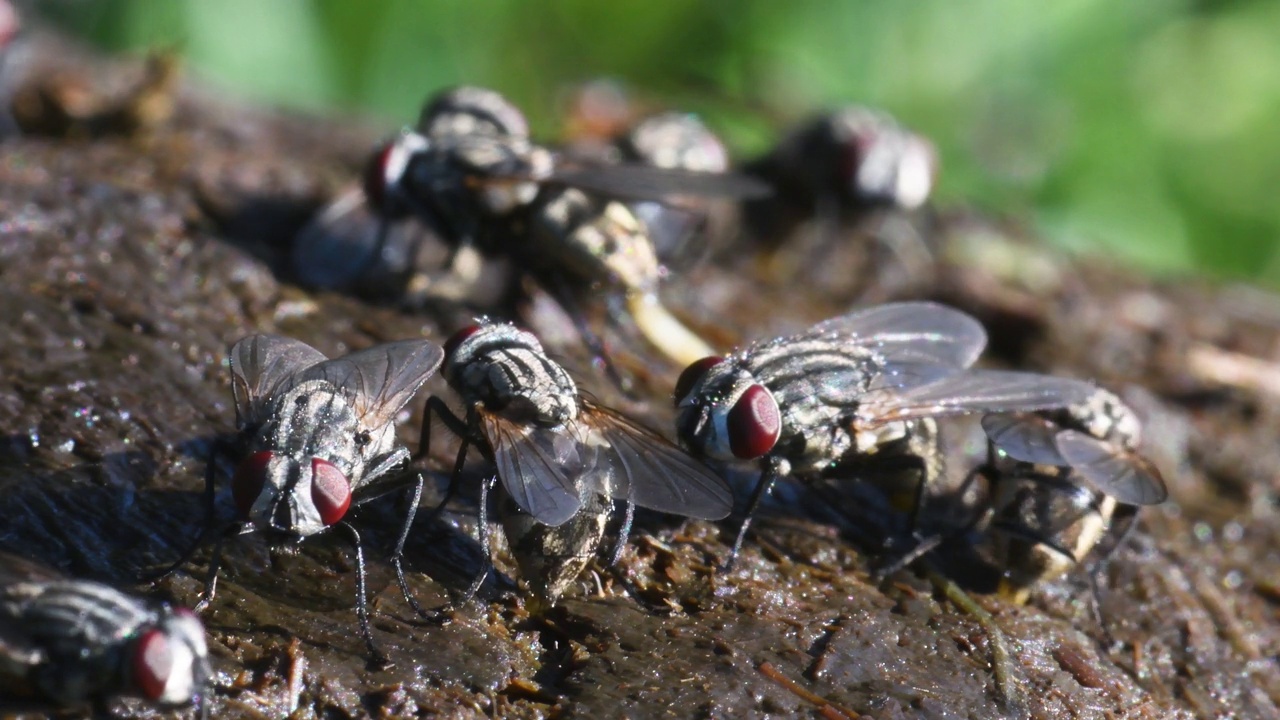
0,35,1278,720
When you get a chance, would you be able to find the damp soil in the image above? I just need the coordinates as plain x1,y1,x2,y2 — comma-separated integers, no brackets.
1,35,1278,720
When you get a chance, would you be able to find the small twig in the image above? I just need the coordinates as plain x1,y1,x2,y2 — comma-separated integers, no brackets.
757,661,860,719
1187,343,1280,398
923,566,1023,714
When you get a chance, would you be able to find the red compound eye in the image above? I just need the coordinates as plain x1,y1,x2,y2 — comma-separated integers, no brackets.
727,384,780,459
673,356,723,407
310,458,351,526
231,451,273,519
443,324,483,363
362,141,397,215
133,628,173,702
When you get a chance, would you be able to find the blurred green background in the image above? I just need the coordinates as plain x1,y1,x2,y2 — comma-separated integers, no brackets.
35,0,1280,286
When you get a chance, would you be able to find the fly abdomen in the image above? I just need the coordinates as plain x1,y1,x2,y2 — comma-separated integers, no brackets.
259,381,362,474
446,324,578,426
526,187,661,296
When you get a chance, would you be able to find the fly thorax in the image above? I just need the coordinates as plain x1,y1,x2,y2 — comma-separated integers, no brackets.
626,113,729,173
420,86,529,139
451,136,548,215
457,347,578,426
261,382,362,471
677,362,775,462
22,583,150,703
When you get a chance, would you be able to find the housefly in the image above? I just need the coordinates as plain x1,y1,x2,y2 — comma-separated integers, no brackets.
362,87,767,371
745,106,937,227
978,388,1167,600
742,107,938,285
672,301,1107,567
292,85,541,296
417,320,732,610
0,552,211,716
158,334,443,663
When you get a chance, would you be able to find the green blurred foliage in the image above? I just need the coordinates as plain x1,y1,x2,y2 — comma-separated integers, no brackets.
35,0,1280,285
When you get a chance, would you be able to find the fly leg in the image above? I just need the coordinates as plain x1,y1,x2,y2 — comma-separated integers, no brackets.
603,501,672,614
387,470,434,621
336,522,389,668
723,455,785,571
417,395,476,522
541,271,634,396
874,446,995,580
142,437,232,583
398,399,487,622
453,474,498,609
1084,503,1139,647
192,523,251,613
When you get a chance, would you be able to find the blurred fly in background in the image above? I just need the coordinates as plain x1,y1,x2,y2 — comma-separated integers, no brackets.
31,0,1280,289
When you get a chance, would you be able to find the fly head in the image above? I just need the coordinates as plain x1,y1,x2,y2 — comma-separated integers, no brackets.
129,607,211,707
231,450,353,537
674,355,781,462
363,131,429,221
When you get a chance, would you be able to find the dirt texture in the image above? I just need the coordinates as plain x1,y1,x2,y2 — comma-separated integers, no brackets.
1,34,1278,720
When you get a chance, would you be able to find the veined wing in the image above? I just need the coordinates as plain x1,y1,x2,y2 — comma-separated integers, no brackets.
1055,430,1168,506
297,339,444,431
576,401,733,520
228,334,329,429
981,413,1071,466
478,410,587,527
807,302,988,370
858,370,1098,426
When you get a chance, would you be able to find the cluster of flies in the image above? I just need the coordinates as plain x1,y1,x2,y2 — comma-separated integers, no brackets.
1,85,1167,716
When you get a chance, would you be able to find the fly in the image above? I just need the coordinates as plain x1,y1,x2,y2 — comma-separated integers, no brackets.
978,388,1167,600
0,552,211,717
745,106,937,232
672,300,1107,567
303,86,768,381
415,320,733,611
742,107,938,291
154,335,443,664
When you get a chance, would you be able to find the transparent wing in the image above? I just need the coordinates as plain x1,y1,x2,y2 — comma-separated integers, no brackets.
981,413,1071,466
546,162,774,201
297,339,444,431
228,334,329,428
1055,430,1169,506
859,370,1098,425
576,401,733,520
478,411,586,527
807,301,988,369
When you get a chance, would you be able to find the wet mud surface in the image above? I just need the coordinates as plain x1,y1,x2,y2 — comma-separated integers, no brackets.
1,37,1279,719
